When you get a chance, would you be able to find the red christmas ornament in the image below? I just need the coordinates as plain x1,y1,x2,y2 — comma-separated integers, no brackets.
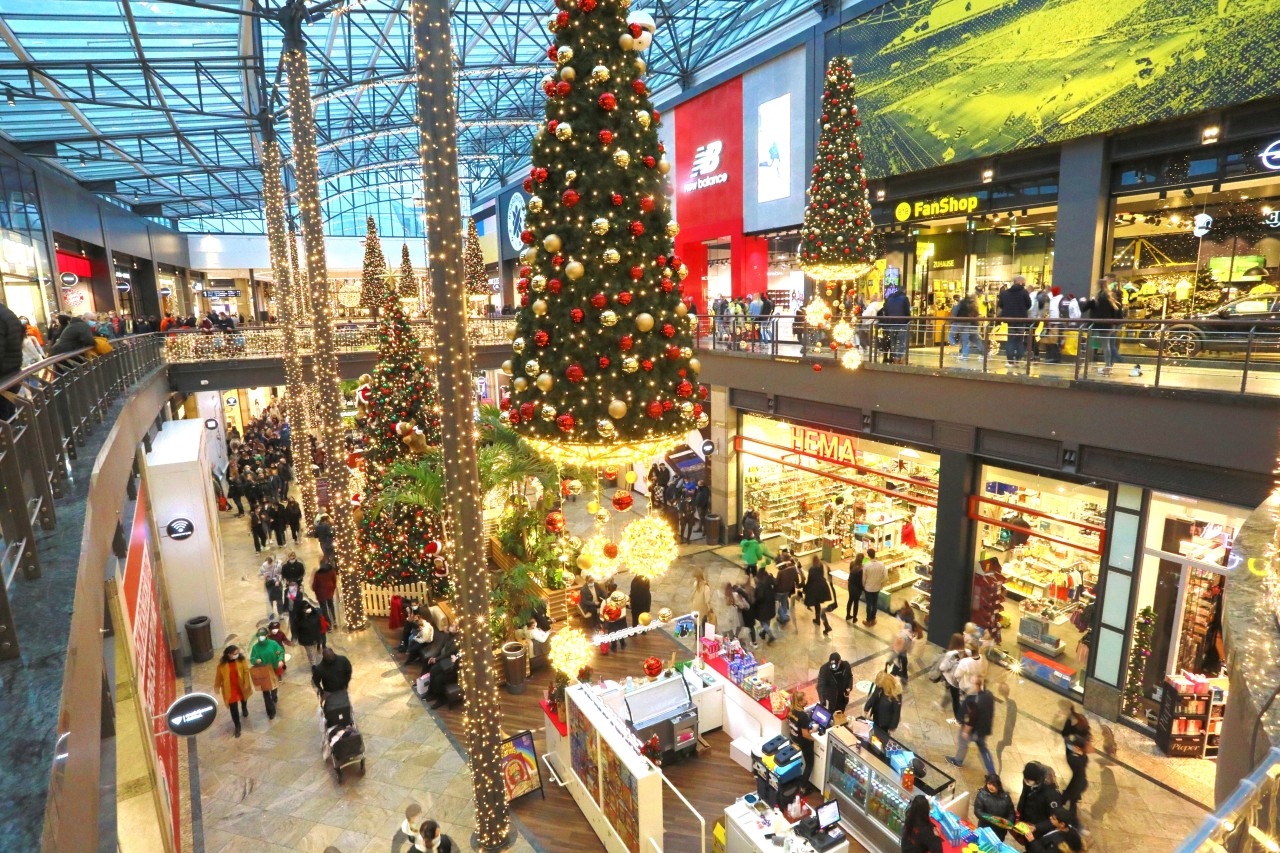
580,0,595,10
534,330,550,347
567,588,581,607
542,80,556,97
499,398,511,411
661,323,675,338
553,254,565,266
646,401,663,418
678,369,686,377
813,363,823,372
520,229,534,245
643,155,656,168
643,656,663,677
641,359,654,371
619,335,634,351
629,265,645,280
556,10,570,26
670,254,683,268
660,278,674,293
570,307,585,323
676,380,693,397
546,511,566,533
628,221,645,236
523,177,534,192
693,404,703,416
547,45,558,60
590,292,608,309
639,195,655,212
555,80,571,97
632,79,647,94
519,293,529,307
516,279,529,294
652,109,661,124
628,22,643,37
566,364,585,383
665,345,681,360
611,491,634,512
699,385,709,399
562,189,580,207
598,356,611,369
601,602,622,622
547,119,560,134
611,193,624,206
533,167,549,182
519,402,534,421
598,92,617,111
508,411,521,424
662,400,674,411
519,265,532,277
598,129,614,145
617,291,633,306
603,541,619,559
556,413,576,433
548,278,563,293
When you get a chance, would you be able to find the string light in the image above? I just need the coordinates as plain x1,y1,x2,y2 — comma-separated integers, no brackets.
312,65,544,106
283,19,366,631
412,0,510,846
618,515,677,580
549,627,596,677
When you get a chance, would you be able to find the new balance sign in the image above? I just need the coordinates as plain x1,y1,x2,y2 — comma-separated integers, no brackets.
685,141,728,192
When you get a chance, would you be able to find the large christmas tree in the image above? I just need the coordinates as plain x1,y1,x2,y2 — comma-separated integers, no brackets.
503,2,705,467
464,218,489,297
397,243,418,300
359,285,446,587
359,216,390,311
799,57,877,283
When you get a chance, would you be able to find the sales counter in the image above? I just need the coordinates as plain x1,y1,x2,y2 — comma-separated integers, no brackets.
699,653,787,742
723,797,851,853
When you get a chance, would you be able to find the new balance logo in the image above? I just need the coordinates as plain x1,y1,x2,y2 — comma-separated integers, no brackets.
685,141,728,192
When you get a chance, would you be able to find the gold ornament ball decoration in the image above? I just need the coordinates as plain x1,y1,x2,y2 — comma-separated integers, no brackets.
543,234,562,253
528,196,544,214
520,247,538,265
559,65,576,82
540,404,557,421
625,470,638,484
556,45,574,63
530,274,547,292
524,358,541,376
696,412,710,428
568,479,584,496
507,324,519,340
635,110,651,129
608,399,628,419
638,611,652,626
674,301,688,316
565,260,585,279
555,123,573,141
532,298,548,316
677,264,690,280
536,372,554,391
500,359,513,375
512,377,529,392
679,345,694,358
591,218,610,235
619,33,634,50
666,220,680,237
595,508,611,524
591,64,610,82
621,356,639,373
597,419,617,439
657,607,673,623
586,500,600,514
599,309,619,327
635,312,655,332
613,149,631,168
688,357,701,373
566,169,578,183
634,57,647,74
657,158,671,175
602,248,621,264
512,336,526,353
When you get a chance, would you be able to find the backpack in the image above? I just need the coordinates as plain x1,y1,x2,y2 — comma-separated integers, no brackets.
731,585,751,610
1058,297,1072,320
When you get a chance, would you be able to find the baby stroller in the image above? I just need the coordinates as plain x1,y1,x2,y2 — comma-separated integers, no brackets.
319,689,365,782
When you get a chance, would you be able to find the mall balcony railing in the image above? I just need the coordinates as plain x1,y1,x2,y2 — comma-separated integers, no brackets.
694,314,1280,397
0,334,163,661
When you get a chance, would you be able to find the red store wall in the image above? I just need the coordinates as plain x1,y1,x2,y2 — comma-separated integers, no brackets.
672,77,768,309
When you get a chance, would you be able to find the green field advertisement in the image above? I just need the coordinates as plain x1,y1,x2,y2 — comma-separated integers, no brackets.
829,0,1280,177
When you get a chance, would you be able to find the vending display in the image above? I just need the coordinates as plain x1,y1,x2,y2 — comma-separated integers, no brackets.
867,773,907,837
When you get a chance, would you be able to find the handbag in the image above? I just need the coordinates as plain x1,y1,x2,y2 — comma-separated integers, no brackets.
250,663,277,691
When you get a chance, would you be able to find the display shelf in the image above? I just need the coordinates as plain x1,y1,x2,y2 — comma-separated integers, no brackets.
1155,675,1229,758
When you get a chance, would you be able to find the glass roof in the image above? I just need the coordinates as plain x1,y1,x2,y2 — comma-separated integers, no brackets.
0,0,816,237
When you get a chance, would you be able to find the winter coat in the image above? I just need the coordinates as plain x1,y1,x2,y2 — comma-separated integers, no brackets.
740,537,771,567
973,787,1016,829
311,654,353,693
249,636,285,670
213,657,254,704
294,604,325,646
690,580,712,617
629,576,652,617
817,660,852,702
997,284,1032,320
740,513,760,540
281,558,305,586
775,562,799,595
879,290,911,322
803,564,832,607
753,572,777,622
863,688,901,732
47,316,95,356
311,567,339,601
1016,767,1061,825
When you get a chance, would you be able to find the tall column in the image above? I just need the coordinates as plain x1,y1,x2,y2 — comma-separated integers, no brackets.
1055,136,1109,288
282,11,365,631
260,127,317,529
928,447,979,647
412,1,510,848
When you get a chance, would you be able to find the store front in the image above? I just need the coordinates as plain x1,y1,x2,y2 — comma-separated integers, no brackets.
736,414,938,611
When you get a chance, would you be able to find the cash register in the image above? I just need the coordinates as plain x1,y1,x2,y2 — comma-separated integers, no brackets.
796,799,845,851
809,703,833,734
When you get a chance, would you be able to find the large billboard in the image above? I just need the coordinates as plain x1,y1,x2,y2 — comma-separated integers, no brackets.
743,46,809,231
829,0,1280,178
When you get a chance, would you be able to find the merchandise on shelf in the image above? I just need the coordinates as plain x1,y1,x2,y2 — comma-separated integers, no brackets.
1156,673,1229,757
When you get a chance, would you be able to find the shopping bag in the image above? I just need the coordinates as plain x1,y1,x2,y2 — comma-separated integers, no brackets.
1061,332,1079,357
92,336,114,356
250,664,277,691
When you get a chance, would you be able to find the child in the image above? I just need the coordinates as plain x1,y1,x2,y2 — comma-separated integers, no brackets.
265,620,292,677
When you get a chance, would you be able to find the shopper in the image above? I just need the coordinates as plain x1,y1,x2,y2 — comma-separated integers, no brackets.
844,552,865,622
1081,279,1138,377
413,819,456,853
939,633,966,722
690,570,713,637
861,549,886,626
803,557,833,635
1062,734,1089,826
1016,762,1063,830
900,794,943,853
863,671,902,733
774,550,798,625
423,628,462,708
740,508,761,541
294,599,325,666
311,646,353,694
284,497,303,542
264,620,291,677
392,804,424,853
719,582,745,641
213,644,253,738
629,573,652,627
954,642,986,697
312,558,339,628
998,275,1033,365
248,628,284,720
259,554,284,618
281,550,305,588
1062,705,1093,758
879,285,912,364
952,294,982,360
974,774,1017,841
310,513,336,561
948,675,996,775
752,567,778,643
1024,807,1084,853
816,652,853,714
739,530,771,577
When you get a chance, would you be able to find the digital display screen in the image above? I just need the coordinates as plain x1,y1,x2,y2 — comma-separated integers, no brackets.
828,0,1280,178
811,703,833,729
757,93,792,203
818,799,841,830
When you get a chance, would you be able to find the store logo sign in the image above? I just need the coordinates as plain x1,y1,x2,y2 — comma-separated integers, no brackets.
895,195,979,222
789,426,857,466
685,141,728,192
506,192,527,254
1265,210,1280,229
1260,139,1280,171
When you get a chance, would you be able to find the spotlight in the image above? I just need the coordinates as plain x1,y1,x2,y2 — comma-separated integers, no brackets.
1201,125,1220,145
981,169,994,184
875,189,885,201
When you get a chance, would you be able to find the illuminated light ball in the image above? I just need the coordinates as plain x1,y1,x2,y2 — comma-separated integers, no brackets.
621,356,639,374
599,310,619,327
638,612,652,627
675,301,688,317
619,334,634,351
635,109,652,129
532,299,548,316
534,329,550,347
512,377,528,392
590,292,608,309
540,405,557,421
608,399,628,419
556,45,574,64
500,359,513,375
643,656,663,677
543,234,562,253
603,248,621,264
603,541,618,559
598,129,614,145
661,323,675,338
562,189,580,207
536,372,554,392
666,220,680,237
568,479,584,496
550,628,594,677
612,490,634,512
565,260,585,279
657,607,673,623
676,380,693,397
688,357,701,374
841,348,863,370
646,401,663,419
555,122,573,141
598,92,617,110
657,158,671,175
597,419,617,439
527,195,544,214
570,307,585,323
524,359,540,376
635,312,655,332
611,193,624,206
613,149,631,168
557,413,576,433
625,470,638,484
591,64,610,83
566,364,585,383
619,33,634,50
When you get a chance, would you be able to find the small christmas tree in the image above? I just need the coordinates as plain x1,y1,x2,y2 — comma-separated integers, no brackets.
397,243,418,300
505,1,704,466
359,216,389,311
799,57,877,287
464,218,489,297
1123,606,1156,717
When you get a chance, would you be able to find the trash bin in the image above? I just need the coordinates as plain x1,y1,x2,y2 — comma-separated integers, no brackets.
502,641,528,694
704,514,722,545
185,616,214,663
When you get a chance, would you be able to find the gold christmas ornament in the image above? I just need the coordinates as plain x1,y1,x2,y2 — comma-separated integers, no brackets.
688,357,701,374
540,405,557,421
591,64,610,83
657,607,674,623
568,479,584,496
536,372,554,391
512,336,526,353
591,218,610,235
697,412,710,428
602,248,621,264
595,508,611,524
675,301,688,316
556,45,574,64
613,149,631,168
657,158,671,175
512,377,529,392
565,260,585,279
532,299,548,316
677,264,690,280
635,110,651,129
506,324,518,341
528,195,544,214
599,309,619,327
586,500,600,514
619,33,634,50
543,234,562,253
666,220,680,237
560,65,576,82
680,346,694,359
500,359,513,375
635,312,655,332
555,123,573,141
520,247,538,265
524,359,541,376
607,399,628,419
565,169,578,183
530,274,547,292
634,58,647,75
597,419,617,439
622,356,639,373
679,401,694,419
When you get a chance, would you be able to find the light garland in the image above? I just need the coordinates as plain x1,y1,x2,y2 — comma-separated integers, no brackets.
412,0,510,846
283,20,366,631
521,434,685,468
549,627,596,677
831,320,855,346
619,515,677,580
577,533,621,578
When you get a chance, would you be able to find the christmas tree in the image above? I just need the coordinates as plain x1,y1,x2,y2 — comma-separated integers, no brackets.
359,216,389,311
503,2,705,467
799,57,877,283
397,243,418,300
1123,606,1156,717
464,218,489,297
358,286,446,587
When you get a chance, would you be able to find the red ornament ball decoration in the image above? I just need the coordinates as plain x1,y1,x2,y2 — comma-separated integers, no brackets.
569,307,585,323
522,177,534,192
611,491,634,512
598,92,617,110
641,359,654,371
632,80,646,94
579,0,595,10
534,330,550,347
590,292,608,309
562,189,580,207
545,511,566,533
643,656,663,678
516,279,529,294
662,400,674,411
555,81,571,97
628,221,645,236
499,398,511,411
619,335,634,351
548,278,563,293
628,22,643,37
603,542,619,559
555,10,569,26
629,265,645,280
643,155,656,168
646,401,663,418
676,380,693,397
533,167,549,182
519,402,534,421
519,293,530,307
542,81,555,97
660,278,674,293
611,193,624,206
598,356,611,369
639,196,655,212
546,45,558,60
519,229,534,245
598,129,614,145
617,291,633,306
813,363,823,372
508,410,521,424
699,385,709,399
665,345,681,360
547,119,560,134
566,364,585,383
556,413,576,433
660,323,675,338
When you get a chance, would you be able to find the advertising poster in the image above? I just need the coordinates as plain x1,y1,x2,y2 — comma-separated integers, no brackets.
500,730,543,802
568,699,600,803
600,745,640,852
756,94,791,204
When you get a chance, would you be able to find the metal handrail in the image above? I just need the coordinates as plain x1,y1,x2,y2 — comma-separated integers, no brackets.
1176,747,1280,852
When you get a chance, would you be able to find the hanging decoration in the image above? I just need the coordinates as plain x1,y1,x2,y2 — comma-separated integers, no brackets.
550,627,596,677
619,515,677,580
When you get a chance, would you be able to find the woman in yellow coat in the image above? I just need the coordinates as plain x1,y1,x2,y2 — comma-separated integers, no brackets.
213,644,254,737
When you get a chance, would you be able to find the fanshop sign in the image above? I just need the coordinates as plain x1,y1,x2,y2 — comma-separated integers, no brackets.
684,141,729,193
789,426,857,466
894,194,980,222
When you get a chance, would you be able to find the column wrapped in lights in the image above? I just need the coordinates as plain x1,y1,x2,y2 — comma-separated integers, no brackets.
412,0,510,847
261,131,318,530
282,20,366,631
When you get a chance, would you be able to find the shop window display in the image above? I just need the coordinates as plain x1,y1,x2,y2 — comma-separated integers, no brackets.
736,414,938,616
970,467,1106,696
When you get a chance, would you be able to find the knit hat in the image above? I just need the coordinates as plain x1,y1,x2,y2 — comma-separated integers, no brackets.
1051,287,1061,296
1023,762,1045,783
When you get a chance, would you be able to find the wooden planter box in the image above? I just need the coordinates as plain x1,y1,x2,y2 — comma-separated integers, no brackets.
490,535,519,573
539,585,569,624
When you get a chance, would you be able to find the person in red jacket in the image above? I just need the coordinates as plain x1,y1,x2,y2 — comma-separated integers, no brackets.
312,558,339,627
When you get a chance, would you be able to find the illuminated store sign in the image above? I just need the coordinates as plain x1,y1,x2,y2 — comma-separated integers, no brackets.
505,192,527,252
1260,139,1280,171
894,195,980,222
685,141,729,192
789,425,857,466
